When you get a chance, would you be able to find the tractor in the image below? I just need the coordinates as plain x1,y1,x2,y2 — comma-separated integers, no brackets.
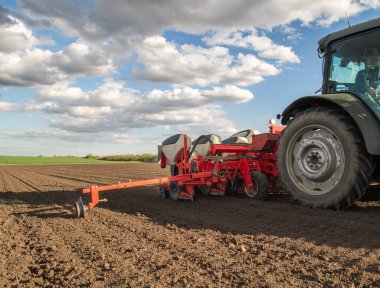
277,18,380,209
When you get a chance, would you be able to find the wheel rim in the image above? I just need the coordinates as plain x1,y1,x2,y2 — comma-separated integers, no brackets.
74,197,85,218
286,125,345,195
243,180,258,198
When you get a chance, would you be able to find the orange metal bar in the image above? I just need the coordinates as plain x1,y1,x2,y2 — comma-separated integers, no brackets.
82,171,213,210
82,171,213,193
83,177,172,193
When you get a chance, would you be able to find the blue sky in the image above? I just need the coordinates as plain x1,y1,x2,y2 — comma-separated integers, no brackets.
0,0,379,156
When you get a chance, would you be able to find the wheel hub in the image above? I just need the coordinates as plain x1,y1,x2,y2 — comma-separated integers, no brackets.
307,149,322,166
290,128,344,195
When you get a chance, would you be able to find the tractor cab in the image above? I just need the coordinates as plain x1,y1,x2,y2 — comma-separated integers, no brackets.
319,19,380,119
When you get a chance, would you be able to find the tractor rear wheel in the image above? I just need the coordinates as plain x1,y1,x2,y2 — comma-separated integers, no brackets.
277,108,373,209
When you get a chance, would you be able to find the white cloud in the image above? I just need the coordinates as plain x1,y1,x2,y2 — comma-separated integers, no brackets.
133,36,232,86
0,101,58,112
203,30,300,64
19,0,379,42
203,85,254,103
50,42,114,76
2,129,141,145
277,25,303,41
133,85,253,112
0,80,251,137
0,15,36,53
36,80,136,109
220,53,280,86
0,42,115,87
45,103,237,138
133,36,280,86
36,82,84,101
0,101,16,111
0,13,115,87
0,48,61,86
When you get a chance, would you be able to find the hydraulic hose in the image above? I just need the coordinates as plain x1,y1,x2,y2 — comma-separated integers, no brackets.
188,135,214,160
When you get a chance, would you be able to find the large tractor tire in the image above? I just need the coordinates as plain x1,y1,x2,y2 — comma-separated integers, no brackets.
277,107,373,209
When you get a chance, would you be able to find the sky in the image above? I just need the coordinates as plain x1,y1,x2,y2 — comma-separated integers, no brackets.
0,0,379,156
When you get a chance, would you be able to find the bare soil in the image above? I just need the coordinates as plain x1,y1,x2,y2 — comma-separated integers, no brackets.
0,164,379,287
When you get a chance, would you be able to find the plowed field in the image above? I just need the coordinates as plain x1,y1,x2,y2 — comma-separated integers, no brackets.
0,164,379,287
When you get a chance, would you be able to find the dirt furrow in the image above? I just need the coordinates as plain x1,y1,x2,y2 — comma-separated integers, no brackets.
0,168,36,193
18,164,167,181
30,171,106,187
5,165,93,192
0,170,9,192
31,166,168,185
4,168,43,192
17,165,160,187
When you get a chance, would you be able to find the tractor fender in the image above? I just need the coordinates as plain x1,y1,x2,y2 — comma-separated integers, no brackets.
280,93,380,155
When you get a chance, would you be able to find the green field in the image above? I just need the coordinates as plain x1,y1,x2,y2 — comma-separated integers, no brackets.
0,156,139,165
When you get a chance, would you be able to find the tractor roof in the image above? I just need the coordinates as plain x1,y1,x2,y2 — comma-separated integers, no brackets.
318,18,380,53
